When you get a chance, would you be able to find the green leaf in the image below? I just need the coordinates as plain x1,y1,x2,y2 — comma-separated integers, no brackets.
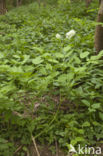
82,100,90,107
99,112,103,121
63,45,71,52
92,103,101,109
21,55,30,64
0,53,4,59
9,66,23,74
55,53,64,58
71,137,85,146
32,57,43,65
80,52,89,58
31,47,43,52
82,121,90,127
0,138,7,143
48,58,59,63
90,51,103,60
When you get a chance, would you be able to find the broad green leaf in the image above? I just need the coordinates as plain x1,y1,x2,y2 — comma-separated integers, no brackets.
90,50,103,60
63,45,71,52
46,64,52,70
92,103,101,109
32,57,43,64
82,121,90,127
0,53,4,58
48,58,59,63
13,55,20,59
9,66,23,73
32,47,43,52
55,53,64,58
99,112,103,121
21,55,30,64
80,52,89,58
82,100,90,107
71,137,85,146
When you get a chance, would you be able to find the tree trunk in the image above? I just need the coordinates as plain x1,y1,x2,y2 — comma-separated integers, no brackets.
0,0,7,15
85,0,92,8
95,0,103,53
37,0,46,7
16,0,22,7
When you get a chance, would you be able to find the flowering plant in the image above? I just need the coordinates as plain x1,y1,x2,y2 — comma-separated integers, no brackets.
56,33,61,39
66,30,76,39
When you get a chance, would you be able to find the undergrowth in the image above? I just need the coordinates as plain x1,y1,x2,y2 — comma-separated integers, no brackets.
0,1,103,156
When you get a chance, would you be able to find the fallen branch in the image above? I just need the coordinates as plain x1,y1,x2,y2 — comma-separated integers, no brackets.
31,135,40,156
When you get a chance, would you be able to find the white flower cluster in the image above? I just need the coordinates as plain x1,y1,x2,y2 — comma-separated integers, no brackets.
56,29,76,39
56,33,61,39
66,30,76,39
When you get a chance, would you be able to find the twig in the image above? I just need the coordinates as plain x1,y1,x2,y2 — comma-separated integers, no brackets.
55,139,59,156
27,150,30,156
12,111,30,118
12,111,23,117
31,135,40,156
14,145,23,154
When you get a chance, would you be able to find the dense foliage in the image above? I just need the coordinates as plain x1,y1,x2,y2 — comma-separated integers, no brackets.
0,1,103,155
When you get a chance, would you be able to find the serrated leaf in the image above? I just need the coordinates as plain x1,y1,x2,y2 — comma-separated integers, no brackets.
55,53,64,58
32,57,43,65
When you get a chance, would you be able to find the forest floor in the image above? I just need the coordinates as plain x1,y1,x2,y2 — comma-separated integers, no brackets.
0,1,103,156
